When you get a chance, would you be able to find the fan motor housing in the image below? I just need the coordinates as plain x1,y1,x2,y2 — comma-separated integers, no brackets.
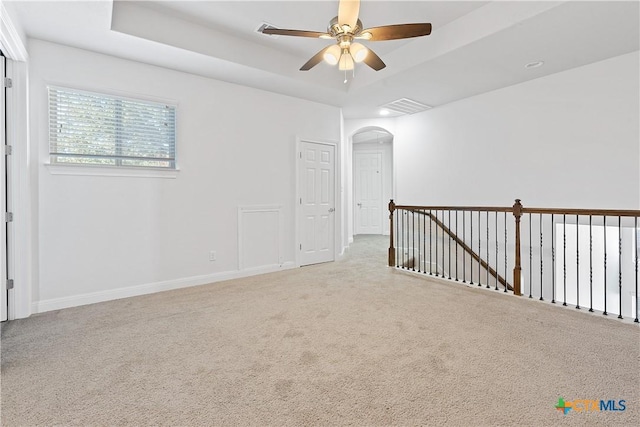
328,16,363,37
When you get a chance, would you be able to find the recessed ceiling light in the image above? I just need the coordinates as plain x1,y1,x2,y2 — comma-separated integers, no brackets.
525,61,544,69
379,109,390,116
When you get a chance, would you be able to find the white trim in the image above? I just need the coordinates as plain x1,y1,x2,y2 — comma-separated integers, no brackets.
32,262,296,314
4,58,31,320
237,204,284,270
1,6,31,319
1,55,6,321
0,2,28,62
45,163,180,179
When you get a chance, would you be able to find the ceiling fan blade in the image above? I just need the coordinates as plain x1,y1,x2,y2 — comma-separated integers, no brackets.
338,0,360,30
362,23,432,41
362,48,386,71
300,46,332,71
261,28,330,38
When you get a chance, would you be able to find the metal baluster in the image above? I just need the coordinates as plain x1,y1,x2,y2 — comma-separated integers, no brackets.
478,211,482,287
396,209,399,267
429,210,433,275
401,210,404,268
576,215,580,309
540,214,544,301
435,210,439,276
618,216,622,319
604,216,607,315
470,211,474,285
443,210,446,279
563,214,567,306
504,211,508,293
551,214,555,303
495,211,499,291
589,215,593,312
411,210,415,271
448,210,452,279
463,211,466,283
529,213,533,298
456,211,459,281
417,210,421,273
423,210,427,275
635,216,638,323
485,211,490,288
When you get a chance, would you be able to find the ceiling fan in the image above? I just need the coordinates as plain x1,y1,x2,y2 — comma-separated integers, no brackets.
261,0,432,73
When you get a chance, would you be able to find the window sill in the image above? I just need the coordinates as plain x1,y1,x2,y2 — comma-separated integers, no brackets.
44,163,180,179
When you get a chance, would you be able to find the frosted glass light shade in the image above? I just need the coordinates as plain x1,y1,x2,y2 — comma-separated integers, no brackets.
350,43,368,63
338,52,354,71
323,45,341,65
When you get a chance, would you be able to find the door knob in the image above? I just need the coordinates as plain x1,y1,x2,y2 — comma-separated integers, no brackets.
328,208,335,213
357,203,362,207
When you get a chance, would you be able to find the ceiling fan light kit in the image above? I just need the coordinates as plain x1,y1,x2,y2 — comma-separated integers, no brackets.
338,51,355,71
261,0,432,77
323,44,342,65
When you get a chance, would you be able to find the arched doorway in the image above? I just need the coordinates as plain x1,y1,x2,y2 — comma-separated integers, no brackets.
351,127,393,236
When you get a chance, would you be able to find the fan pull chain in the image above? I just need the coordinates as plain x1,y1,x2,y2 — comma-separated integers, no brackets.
344,70,347,84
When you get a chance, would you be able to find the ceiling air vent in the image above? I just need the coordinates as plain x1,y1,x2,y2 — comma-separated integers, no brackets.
256,22,280,39
380,98,432,115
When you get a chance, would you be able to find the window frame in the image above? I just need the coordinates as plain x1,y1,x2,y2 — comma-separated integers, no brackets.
47,84,179,174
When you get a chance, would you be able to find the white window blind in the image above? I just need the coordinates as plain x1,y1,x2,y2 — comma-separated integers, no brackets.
48,86,176,169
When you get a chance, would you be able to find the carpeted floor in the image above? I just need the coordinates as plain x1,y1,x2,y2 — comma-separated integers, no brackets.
1,235,638,426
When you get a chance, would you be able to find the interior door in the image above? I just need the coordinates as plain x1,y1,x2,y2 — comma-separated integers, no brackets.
354,151,383,235
1,53,7,321
299,141,335,266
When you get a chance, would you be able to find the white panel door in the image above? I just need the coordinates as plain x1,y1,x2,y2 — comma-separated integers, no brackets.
354,152,383,235
299,141,335,266
1,55,6,321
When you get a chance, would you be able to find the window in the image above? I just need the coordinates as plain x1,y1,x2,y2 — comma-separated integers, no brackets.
48,86,176,169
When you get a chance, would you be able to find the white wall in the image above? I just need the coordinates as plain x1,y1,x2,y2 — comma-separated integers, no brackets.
29,40,341,311
394,51,640,209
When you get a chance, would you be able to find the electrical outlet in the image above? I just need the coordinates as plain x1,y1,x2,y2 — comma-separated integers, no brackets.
209,251,216,261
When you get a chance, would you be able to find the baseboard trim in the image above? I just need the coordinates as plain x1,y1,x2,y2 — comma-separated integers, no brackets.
32,262,296,314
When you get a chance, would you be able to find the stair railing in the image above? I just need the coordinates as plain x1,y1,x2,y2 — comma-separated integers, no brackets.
389,199,640,322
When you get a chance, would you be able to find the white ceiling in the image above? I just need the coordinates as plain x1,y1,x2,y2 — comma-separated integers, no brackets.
6,0,640,119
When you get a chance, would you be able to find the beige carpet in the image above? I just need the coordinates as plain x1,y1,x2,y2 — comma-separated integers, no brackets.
1,235,638,426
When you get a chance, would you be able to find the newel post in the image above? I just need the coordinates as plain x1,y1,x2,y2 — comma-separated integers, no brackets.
512,199,523,296
388,199,396,267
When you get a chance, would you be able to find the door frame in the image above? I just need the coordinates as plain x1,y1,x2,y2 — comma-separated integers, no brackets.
353,149,384,235
1,5,31,320
295,137,340,267
1,53,6,321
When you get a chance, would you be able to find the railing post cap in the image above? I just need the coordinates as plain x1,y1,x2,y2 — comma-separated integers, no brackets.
513,199,523,217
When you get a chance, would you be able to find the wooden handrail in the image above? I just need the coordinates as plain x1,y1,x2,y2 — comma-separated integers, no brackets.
522,207,640,217
395,204,640,217
407,208,513,291
395,205,513,213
